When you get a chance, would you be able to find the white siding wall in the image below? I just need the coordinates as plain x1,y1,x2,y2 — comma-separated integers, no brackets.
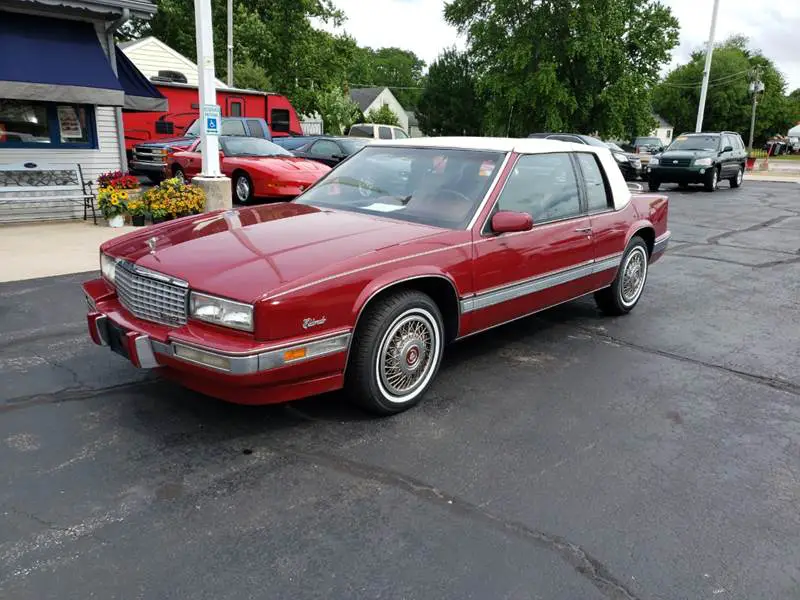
0,19,123,221
122,38,227,88
366,89,409,132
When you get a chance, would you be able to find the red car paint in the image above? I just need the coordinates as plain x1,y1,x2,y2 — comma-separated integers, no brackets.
83,146,669,407
170,140,330,201
123,81,303,152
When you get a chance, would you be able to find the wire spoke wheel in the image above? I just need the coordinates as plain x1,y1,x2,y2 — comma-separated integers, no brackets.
376,310,438,401
236,176,251,202
620,247,647,306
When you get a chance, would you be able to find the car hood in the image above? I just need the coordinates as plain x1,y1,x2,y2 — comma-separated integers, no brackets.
102,204,446,302
658,149,716,160
136,136,197,149
240,156,330,173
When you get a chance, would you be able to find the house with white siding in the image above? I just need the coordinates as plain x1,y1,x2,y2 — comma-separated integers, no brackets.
0,0,164,222
119,36,227,89
349,87,409,133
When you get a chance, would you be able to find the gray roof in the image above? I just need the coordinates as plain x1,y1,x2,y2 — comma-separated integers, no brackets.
654,114,672,128
349,87,385,112
13,0,156,17
405,110,418,127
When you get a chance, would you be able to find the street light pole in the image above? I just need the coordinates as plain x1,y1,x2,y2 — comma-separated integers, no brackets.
227,0,233,87
193,0,231,210
695,0,721,132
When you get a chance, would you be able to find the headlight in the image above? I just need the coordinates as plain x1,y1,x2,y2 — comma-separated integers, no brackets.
694,157,713,166
649,157,659,166
613,153,629,163
189,292,254,331
100,252,117,284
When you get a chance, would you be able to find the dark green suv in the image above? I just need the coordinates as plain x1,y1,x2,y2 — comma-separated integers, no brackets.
647,131,747,192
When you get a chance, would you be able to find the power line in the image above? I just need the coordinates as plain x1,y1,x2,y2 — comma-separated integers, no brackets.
659,69,751,89
349,83,426,90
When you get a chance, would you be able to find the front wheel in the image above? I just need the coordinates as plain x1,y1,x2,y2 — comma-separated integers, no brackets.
704,167,719,192
346,291,445,415
594,237,649,316
172,166,186,183
730,165,743,188
234,173,254,204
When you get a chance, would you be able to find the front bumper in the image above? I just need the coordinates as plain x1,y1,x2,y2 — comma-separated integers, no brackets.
648,165,712,183
84,279,350,404
129,160,168,177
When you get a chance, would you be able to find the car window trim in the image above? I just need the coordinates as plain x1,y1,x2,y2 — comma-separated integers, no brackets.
479,151,587,237
572,151,614,213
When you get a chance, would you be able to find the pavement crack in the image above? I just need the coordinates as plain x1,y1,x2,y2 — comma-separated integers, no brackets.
274,446,642,600
0,379,159,414
576,327,800,397
706,215,792,245
7,506,109,545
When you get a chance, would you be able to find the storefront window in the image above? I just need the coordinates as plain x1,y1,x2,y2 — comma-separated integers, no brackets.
0,99,96,148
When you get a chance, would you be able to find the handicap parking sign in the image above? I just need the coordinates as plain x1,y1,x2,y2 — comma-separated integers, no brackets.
202,104,221,136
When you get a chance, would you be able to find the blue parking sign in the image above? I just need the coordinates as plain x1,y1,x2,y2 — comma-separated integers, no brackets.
202,104,221,136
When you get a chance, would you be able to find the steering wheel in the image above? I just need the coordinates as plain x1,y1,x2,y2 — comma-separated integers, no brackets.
437,188,472,203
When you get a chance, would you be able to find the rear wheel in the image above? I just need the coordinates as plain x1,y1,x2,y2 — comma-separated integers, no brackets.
234,172,253,204
346,291,444,416
730,165,743,188
704,167,719,192
594,237,649,316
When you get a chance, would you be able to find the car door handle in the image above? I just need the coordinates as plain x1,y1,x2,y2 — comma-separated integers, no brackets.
574,227,592,233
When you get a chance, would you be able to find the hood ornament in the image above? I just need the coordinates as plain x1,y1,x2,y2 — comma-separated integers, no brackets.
146,236,158,255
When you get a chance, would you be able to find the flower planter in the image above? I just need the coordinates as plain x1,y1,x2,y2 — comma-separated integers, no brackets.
131,215,146,227
745,157,756,171
107,214,125,228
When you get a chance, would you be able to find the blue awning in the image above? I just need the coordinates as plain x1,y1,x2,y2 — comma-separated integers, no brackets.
0,11,124,106
115,46,168,112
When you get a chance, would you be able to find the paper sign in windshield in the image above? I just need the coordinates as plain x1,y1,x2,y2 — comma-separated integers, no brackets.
363,203,404,212
479,161,496,177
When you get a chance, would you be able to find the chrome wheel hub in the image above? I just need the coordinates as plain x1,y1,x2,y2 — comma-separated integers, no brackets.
711,170,718,188
737,168,743,184
379,314,434,397
236,177,250,202
621,247,647,306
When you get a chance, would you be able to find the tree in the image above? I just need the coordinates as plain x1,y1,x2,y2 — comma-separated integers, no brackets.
314,87,361,134
444,0,680,138
653,36,794,145
344,47,425,109
365,105,400,127
417,47,483,136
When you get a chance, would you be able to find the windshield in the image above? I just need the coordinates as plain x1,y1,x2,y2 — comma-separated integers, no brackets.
606,142,625,153
220,137,292,157
668,135,720,152
295,146,504,229
340,139,369,154
184,120,200,137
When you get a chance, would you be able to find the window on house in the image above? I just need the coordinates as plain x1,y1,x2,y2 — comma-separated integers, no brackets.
0,99,95,148
229,101,242,117
666,130,672,139
270,109,291,133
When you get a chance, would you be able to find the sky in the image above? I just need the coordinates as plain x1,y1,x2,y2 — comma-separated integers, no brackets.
318,0,800,93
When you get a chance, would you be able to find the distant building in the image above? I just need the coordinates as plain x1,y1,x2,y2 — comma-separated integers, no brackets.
119,36,228,89
349,87,408,133
651,115,673,145
405,111,423,137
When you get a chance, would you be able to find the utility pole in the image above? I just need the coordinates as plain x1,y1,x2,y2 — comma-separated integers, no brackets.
695,0,721,132
227,0,233,87
748,67,765,151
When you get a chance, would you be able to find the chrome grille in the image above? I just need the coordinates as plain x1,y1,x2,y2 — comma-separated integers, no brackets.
115,262,188,326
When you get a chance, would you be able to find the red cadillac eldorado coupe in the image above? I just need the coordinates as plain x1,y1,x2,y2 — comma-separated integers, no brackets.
84,137,669,415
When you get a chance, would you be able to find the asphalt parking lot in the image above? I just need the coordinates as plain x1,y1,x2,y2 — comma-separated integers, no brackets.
1,181,799,599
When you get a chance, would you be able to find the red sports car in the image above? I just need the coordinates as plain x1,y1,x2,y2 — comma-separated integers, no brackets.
84,137,669,415
169,136,331,204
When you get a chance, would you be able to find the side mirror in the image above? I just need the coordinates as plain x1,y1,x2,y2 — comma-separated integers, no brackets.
722,145,733,153
491,210,533,234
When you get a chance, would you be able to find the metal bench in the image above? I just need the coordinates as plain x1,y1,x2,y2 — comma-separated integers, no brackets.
0,161,97,224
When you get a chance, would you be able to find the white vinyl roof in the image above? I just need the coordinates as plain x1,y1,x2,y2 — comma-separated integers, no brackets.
371,136,633,209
